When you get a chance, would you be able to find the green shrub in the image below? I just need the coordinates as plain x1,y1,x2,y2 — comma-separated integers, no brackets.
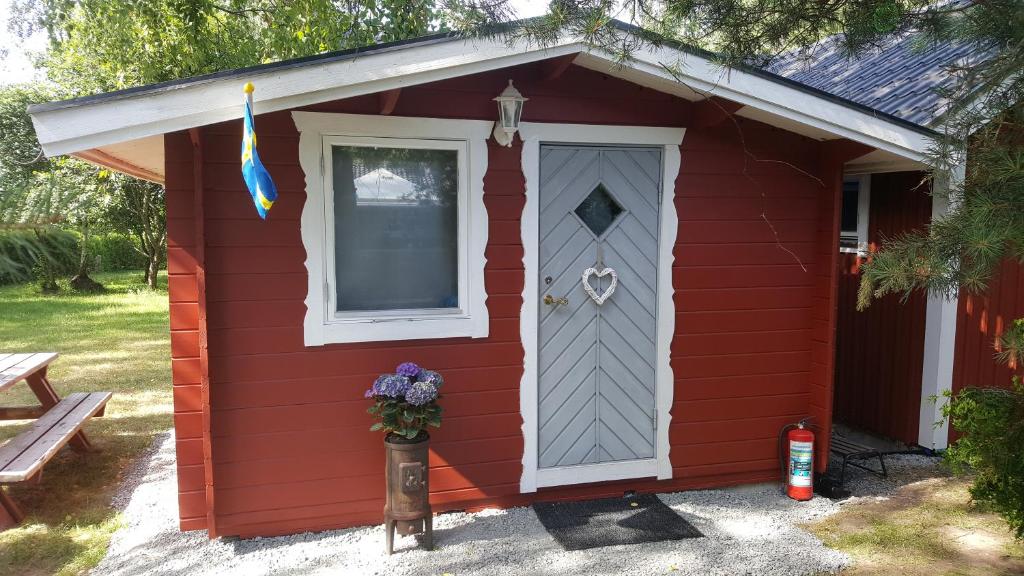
0,227,77,285
88,232,148,271
943,379,1024,538
0,229,163,286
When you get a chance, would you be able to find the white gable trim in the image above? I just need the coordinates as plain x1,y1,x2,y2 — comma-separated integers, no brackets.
572,50,929,162
518,121,683,493
32,32,933,169
33,40,583,158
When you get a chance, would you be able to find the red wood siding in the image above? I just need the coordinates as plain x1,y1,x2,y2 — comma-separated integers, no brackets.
673,121,828,480
951,258,1024,423
164,61,840,538
165,131,212,531
951,120,1024,407
803,140,876,471
833,172,931,444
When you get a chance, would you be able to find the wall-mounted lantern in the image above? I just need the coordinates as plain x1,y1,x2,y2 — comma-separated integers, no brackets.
492,80,527,147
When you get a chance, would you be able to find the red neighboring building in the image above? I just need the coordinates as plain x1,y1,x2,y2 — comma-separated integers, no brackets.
833,174,1023,447
773,29,1024,447
29,25,970,539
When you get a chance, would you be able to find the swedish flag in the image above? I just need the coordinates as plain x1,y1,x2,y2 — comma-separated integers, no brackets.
241,83,277,219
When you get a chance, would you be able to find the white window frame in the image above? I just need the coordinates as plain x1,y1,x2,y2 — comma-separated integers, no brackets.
839,174,870,256
293,112,492,345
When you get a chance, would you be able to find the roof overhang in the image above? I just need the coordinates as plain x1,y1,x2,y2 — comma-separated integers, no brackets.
29,29,937,183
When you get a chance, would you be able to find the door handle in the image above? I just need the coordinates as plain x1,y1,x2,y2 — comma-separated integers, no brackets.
543,294,569,306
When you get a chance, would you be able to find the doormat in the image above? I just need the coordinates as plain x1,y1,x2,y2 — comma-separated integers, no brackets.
533,494,703,551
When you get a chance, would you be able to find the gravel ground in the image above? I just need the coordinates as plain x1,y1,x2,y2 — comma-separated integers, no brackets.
92,433,944,576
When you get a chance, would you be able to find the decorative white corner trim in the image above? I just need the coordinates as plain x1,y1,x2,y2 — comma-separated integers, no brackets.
518,122,684,493
918,163,965,450
518,132,541,494
293,112,491,345
656,140,681,482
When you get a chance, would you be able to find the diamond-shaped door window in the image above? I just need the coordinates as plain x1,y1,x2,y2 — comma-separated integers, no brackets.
574,183,623,237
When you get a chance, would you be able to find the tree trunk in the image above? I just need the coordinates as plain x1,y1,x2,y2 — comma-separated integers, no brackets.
146,251,159,289
70,219,104,292
76,219,90,277
33,229,60,294
38,256,59,294
70,271,103,292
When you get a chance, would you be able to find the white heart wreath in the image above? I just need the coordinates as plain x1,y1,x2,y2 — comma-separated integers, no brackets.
581,267,618,306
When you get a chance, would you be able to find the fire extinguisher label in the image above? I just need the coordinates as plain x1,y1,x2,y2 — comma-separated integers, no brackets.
789,440,814,487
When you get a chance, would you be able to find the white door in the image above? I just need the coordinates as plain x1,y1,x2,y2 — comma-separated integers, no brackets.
536,144,662,484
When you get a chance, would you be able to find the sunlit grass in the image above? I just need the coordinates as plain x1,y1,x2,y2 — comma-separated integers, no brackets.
0,271,171,576
809,477,1024,575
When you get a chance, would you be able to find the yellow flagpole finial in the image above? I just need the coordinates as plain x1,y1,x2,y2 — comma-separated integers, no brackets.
243,82,255,94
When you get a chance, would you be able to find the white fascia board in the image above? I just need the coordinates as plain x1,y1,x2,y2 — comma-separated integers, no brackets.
31,30,934,164
574,47,933,162
31,38,587,157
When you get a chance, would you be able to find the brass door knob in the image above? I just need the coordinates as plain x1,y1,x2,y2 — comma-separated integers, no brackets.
544,294,569,306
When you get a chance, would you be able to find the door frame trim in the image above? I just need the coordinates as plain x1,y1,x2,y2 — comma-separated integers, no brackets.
518,122,685,492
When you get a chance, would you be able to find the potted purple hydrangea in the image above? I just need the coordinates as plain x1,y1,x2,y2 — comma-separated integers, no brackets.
366,362,443,553
366,362,443,440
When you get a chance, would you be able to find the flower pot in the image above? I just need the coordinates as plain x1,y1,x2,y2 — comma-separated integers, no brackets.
383,432,433,553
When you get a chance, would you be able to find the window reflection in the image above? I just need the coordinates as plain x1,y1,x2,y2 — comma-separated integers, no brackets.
332,146,459,312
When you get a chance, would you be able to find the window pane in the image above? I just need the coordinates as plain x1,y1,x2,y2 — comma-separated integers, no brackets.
332,145,459,312
575,183,624,237
840,180,859,234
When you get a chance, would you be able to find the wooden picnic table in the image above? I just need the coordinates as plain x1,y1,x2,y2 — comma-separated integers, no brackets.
0,353,111,529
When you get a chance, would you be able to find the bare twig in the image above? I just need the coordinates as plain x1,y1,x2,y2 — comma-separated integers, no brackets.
658,60,821,271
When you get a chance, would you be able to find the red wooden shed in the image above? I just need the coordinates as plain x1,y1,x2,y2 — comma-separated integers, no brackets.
29,25,958,539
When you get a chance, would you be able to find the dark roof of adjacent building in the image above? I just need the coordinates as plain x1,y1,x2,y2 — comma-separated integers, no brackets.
767,30,990,127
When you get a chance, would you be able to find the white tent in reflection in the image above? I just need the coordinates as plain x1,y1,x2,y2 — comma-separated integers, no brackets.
353,167,419,206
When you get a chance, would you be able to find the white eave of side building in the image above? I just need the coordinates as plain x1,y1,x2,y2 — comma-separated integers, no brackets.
28,26,937,183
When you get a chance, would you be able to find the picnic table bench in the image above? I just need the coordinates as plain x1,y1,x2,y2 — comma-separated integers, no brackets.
0,353,112,529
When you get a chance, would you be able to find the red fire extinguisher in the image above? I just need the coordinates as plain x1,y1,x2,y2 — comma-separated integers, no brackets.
779,418,814,501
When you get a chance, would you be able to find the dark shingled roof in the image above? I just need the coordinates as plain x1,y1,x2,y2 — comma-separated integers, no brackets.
767,30,991,127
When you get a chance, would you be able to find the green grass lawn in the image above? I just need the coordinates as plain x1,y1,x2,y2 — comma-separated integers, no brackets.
0,271,172,576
